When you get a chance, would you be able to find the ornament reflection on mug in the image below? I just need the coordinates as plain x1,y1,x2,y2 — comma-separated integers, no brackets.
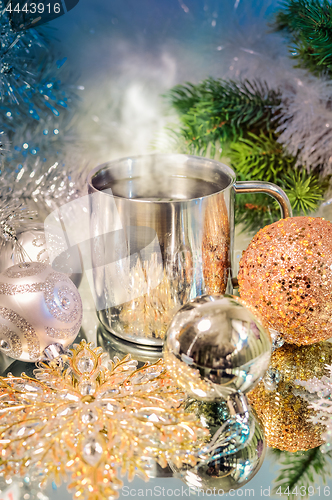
0,262,83,362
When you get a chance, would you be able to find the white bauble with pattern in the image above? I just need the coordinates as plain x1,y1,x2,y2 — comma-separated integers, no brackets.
0,262,82,362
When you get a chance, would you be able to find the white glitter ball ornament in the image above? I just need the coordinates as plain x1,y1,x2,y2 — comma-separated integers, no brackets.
0,262,83,362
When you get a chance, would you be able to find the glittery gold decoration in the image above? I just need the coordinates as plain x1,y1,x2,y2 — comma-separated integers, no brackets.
0,340,208,500
248,342,332,451
238,216,332,345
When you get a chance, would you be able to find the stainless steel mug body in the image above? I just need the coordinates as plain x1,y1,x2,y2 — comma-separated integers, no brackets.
87,154,291,346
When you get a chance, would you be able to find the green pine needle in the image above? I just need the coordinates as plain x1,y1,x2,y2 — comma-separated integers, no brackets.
274,0,332,75
235,167,325,233
271,447,332,499
283,169,326,213
230,132,295,183
235,166,325,233
231,132,325,232
165,81,207,115
167,79,281,150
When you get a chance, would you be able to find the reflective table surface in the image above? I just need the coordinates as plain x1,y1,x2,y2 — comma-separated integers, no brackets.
0,276,330,500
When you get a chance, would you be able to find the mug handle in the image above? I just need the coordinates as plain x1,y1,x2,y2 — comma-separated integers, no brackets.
234,180,292,219
232,180,292,288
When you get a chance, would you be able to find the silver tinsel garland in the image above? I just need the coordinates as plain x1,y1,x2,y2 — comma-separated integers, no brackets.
1,57,87,217
0,2,87,216
0,198,36,245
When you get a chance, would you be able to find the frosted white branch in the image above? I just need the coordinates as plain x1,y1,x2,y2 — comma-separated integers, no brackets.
295,364,332,452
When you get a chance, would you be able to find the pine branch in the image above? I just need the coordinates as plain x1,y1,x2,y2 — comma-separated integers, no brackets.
269,447,284,458
232,132,326,232
166,77,328,234
235,168,325,233
229,132,295,183
167,79,281,150
272,447,332,499
273,0,332,75
283,169,326,213
166,82,207,115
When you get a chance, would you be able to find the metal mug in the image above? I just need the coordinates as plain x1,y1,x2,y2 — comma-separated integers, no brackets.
87,153,291,347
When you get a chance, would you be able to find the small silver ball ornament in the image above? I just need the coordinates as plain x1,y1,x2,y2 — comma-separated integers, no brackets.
163,295,271,401
0,262,83,362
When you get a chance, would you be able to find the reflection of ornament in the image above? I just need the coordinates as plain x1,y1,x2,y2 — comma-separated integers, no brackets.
248,342,332,451
164,294,271,401
0,223,83,288
113,254,186,344
202,195,230,295
239,216,332,345
0,341,209,500
187,393,256,458
0,262,82,361
170,399,265,493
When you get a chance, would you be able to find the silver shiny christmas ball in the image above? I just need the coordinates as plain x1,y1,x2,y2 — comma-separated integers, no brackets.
0,262,83,362
0,223,83,288
163,295,271,401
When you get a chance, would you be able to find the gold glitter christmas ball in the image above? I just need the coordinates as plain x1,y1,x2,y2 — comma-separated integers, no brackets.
238,216,332,345
248,342,332,452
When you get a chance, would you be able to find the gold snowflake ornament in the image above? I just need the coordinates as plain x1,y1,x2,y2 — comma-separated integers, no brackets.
0,341,209,500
